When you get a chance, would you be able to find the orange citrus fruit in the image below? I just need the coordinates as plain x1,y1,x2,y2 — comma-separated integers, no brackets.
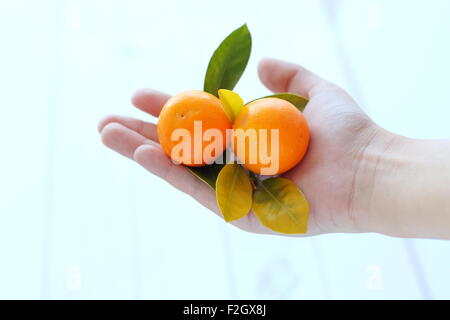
232,97,309,175
157,90,232,166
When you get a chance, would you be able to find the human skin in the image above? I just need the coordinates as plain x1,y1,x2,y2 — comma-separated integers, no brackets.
98,57,450,239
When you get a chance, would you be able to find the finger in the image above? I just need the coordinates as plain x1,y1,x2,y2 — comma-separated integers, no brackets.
133,144,220,213
98,114,158,142
101,122,157,159
131,88,171,117
258,57,334,98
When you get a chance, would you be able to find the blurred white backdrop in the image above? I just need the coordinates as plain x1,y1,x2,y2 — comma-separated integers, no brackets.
1,0,450,299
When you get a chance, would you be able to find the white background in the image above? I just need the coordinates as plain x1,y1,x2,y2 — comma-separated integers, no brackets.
1,0,450,299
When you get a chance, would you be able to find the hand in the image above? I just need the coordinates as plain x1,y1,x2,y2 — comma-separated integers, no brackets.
98,58,382,236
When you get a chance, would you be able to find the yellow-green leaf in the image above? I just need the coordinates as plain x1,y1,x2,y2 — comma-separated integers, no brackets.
218,89,244,122
248,93,309,112
253,177,309,234
216,164,253,222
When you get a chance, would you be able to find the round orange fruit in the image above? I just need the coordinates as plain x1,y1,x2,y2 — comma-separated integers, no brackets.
232,97,310,175
157,90,232,166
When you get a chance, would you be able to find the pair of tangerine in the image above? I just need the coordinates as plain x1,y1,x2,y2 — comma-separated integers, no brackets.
157,90,310,175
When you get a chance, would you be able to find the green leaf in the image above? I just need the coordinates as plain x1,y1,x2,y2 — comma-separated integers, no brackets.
218,89,244,122
252,177,309,234
187,163,224,190
204,24,252,97
248,93,309,112
216,164,253,222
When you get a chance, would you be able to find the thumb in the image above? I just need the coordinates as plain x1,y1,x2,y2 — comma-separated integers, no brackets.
258,57,334,98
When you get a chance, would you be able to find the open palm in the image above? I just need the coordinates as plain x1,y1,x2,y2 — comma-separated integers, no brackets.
99,58,378,236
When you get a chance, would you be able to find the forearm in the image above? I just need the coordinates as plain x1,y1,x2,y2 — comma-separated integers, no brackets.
354,128,450,239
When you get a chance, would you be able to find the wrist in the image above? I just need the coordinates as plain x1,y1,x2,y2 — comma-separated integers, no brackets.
351,126,410,236
352,128,450,239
